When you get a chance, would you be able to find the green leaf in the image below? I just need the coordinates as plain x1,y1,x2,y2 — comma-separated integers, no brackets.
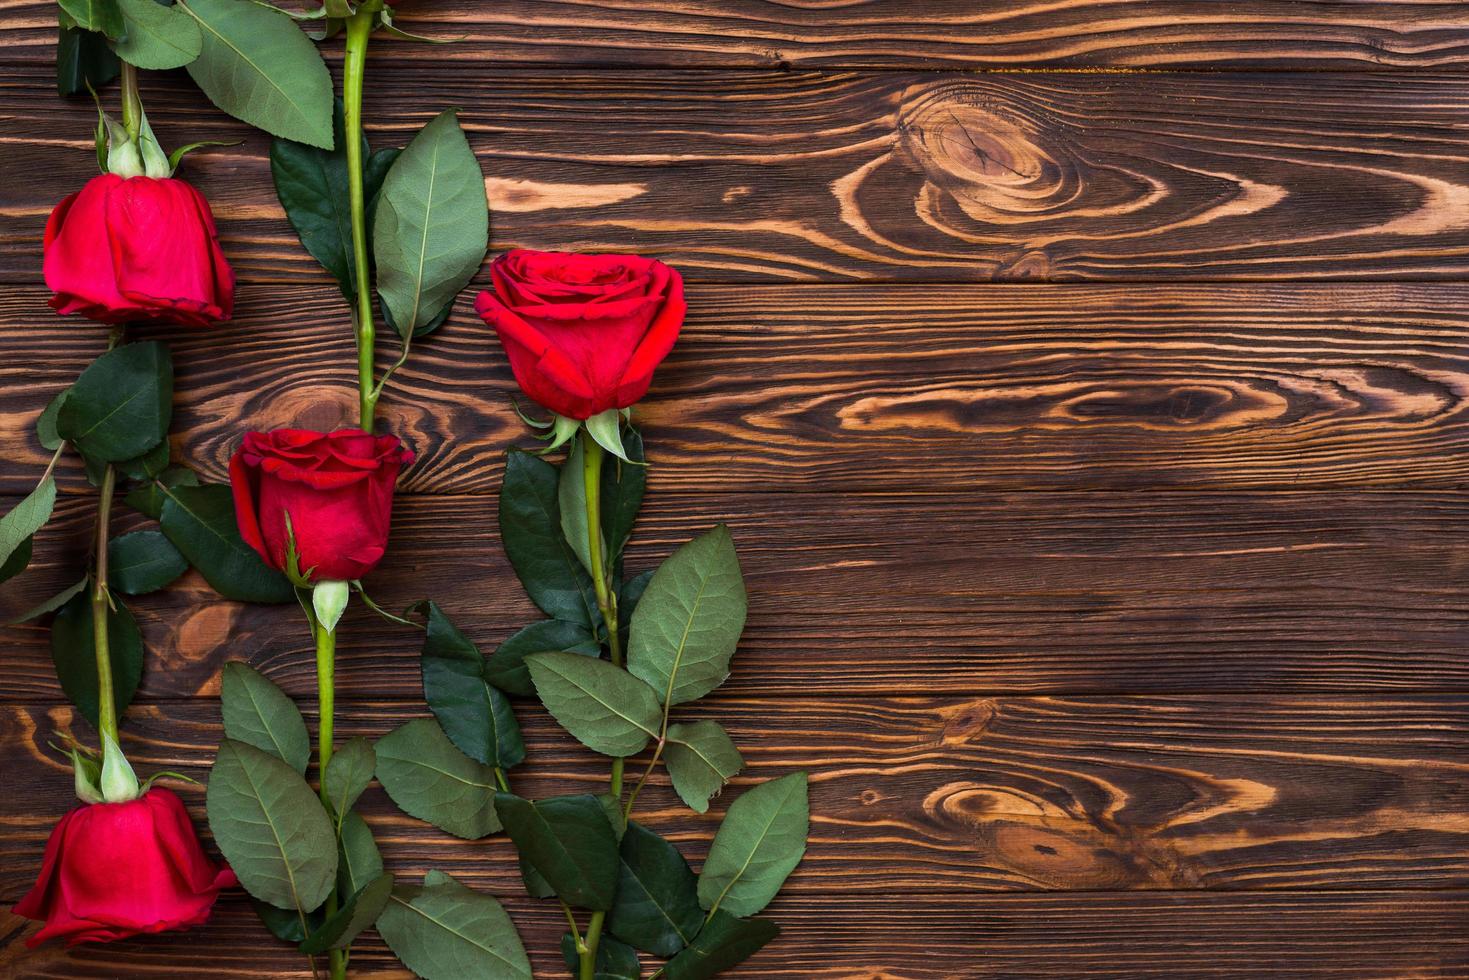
0,477,56,576
57,26,120,97
377,871,531,980
375,718,502,839
125,465,198,520
518,852,554,898
419,601,525,769
5,578,87,627
558,436,602,577
499,450,599,628
37,389,68,450
50,589,143,729
252,897,322,943
206,739,337,912
602,427,645,578
115,439,171,482
560,932,641,979
484,618,599,697
115,0,203,69
59,0,124,37
494,793,619,910
324,736,375,822
627,525,746,706
299,871,393,954
664,721,744,814
56,341,172,464
662,911,779,980
160,483,293,603
616,568,653,652
527,652,660,758
0,534,32,586
373,109,487,338
271,99,395,301
697,772,808,918
182,0,335,149
609,822,703,957
220,662,310,774
338,809,383,897
107,530,188,596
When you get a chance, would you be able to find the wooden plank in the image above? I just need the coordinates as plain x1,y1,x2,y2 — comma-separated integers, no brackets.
6,1,1469,70
3,490,1467,700
7,283,1469,496
2,696,1467,902
6,68,1469,283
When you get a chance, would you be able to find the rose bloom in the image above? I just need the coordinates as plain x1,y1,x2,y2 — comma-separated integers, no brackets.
475,249,685,420
44,173,234,327
14,787,235,947
231,428,414,583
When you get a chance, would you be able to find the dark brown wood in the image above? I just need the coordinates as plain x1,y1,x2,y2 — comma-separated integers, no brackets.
7,283,1469,496
7,0,1469,70
6,68,1469,284
4,490,1468,701
3,696,1468,903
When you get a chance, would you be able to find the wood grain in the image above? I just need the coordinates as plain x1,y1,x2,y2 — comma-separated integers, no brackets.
3,696,1468,902
6,67,1469,283
8,888,1468,978
4,490,1468,701
6,0,1469,70
7,283,1469,496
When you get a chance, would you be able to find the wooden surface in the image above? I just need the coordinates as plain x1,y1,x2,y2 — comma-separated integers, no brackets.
3,3,1469,978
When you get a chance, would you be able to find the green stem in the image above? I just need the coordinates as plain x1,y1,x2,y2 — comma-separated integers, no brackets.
581,911,606,980
119,62,143,141
312,618,346,980
343,10,376,430
91,463,118,748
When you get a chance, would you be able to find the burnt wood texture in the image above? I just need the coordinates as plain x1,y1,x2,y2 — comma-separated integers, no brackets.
3,2,1469,978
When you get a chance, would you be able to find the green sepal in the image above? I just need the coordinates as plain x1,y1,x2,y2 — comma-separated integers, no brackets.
99,729,140,803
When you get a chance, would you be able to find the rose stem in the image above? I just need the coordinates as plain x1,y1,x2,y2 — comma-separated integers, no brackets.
578,428,623,980
308,604,346,980
119,63,142,142
343,9,377,430
91,326,126,753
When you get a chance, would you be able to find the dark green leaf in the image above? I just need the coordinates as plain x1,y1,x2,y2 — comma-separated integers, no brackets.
37,388,68,450
50,588,142,729
56,342,172,463
115,0,203,69
124,465,197,520
58,0,124,37
324,736,375,822
526,652,660,758
115,439,171,482
558,437,602,577
518,852,554,898
251,898,323,943
159,483,293,603
664,721,744,814
375,718,502,839
484,618,599,697
338,809,383,897
373,109,487,337
662,911,779,980
601,426,645,578
0,477,56,576
627,525,746,706
616,568,653,652
697,772,808,918
494,793,619,911
56,26,120,97
560,932,641,979
299,872,393,954
419,601,525,768
609,822,703,957
182,0,335,148
220,661,310,774
499,450,599,628
0,534,32,585
206,739,337,912
107,530,188,595
377,871,531,980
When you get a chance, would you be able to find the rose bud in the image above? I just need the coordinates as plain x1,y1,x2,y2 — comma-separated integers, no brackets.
474,249,686,421
230,428,414,584
13,787,235,948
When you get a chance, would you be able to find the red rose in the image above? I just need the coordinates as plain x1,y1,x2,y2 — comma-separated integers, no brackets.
230,428,414,583
475,249,685,420
44,173,234,328
13,788,235,948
